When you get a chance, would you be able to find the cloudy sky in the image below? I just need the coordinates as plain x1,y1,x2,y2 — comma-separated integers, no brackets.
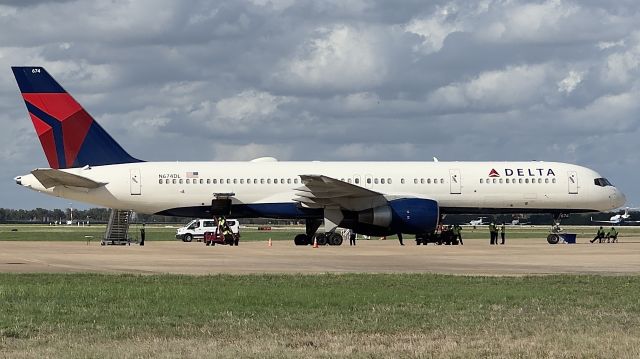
1,0,639,210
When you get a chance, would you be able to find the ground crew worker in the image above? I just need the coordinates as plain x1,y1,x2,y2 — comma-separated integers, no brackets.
489,222,497,245
607,227,618,243
591,226,606,243
217,217,230,245
500,223,506,245
456,224,464,245
397,233,404,246
139,223,145,246
349,230,356,246
452,224,463,245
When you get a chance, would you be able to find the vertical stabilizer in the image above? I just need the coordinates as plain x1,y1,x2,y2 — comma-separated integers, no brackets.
11,66,141,169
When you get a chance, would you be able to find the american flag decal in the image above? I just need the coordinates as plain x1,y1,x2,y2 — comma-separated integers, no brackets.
186,171,199,178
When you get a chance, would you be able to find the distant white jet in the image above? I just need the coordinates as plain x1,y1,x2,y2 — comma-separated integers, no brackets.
591,208,640,225
469,217,487,226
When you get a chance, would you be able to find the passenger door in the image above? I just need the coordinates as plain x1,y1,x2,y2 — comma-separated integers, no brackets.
449,169,461,194
568,171,578,194
130,169,141,195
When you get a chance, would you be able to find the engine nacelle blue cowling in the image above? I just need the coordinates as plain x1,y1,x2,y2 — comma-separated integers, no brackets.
356,198,439,235
387,198,439,234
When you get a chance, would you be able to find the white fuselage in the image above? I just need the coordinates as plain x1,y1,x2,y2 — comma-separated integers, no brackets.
16,160,625,217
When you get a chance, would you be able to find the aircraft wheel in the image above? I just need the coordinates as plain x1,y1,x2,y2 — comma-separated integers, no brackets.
547,233,560,244
294,234,308,246
184,234,193,242
329,232,343,246
316,233,328,246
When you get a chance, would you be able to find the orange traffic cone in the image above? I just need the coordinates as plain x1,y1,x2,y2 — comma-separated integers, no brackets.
268,238,272,247
313,236,318,248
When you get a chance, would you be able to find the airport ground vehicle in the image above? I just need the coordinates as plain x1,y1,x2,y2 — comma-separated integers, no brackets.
176,219,239,242
415,229,460,245
203,230,239,246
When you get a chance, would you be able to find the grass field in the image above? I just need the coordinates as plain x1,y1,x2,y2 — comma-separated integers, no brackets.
0,273,639,358
2,223,640,242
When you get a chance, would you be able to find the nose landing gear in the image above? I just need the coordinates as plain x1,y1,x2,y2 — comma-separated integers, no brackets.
547,213,568,244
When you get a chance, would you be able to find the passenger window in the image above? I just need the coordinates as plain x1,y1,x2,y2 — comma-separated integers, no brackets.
388,178,392,184
178,179,183,184
441,179,444,184
519,179,523,184
260,179,265,184
254,179,258,184
401,179,405,184
414,178,418,184
525,178,529,183
172,179,176,184
281,179,285,184
294,178,299,184
480,179,483,184
492,178,496,184
347,178,352,184
427,179,431,184
420,178,425,184
287,179,291,184
499,179,503,184
206,179,210,184
505,178,509,184
158,179,163,184
381,178,385,184
186,179,190,184
552,178,556,184
367,178,372,184
240,179,244,184
267,179,271,184
538,178,542,183
355,178,360,184
374,178,379,184
433,178,438,184
226,179,230,184
273,178,278,183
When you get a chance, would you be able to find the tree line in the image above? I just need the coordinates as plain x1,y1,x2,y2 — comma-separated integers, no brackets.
0,207,631,225
0,208,302,225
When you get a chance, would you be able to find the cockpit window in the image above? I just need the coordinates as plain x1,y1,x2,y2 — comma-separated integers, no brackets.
594,178,612,187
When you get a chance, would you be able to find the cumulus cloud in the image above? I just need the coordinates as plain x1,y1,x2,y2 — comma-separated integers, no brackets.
558,70,584,94
427,64,551,111
404,4,462,54
274,25,388,92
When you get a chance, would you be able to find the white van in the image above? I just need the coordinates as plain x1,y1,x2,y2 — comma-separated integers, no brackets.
176,218,240,242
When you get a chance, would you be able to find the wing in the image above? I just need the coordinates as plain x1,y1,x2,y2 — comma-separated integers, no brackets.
294,175,382,211
31,168,107,189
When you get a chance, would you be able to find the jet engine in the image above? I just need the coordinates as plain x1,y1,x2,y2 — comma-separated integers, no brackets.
355,198,439,235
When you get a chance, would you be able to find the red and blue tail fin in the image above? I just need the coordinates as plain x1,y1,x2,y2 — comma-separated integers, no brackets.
11,66,142,169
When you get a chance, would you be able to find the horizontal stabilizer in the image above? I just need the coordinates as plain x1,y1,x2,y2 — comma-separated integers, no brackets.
31,168,107,189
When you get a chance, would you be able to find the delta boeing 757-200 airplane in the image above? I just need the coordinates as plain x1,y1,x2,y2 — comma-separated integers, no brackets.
11,67,626,245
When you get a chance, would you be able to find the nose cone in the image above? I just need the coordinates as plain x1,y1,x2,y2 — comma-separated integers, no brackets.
14,176,22,185
612,188,626,209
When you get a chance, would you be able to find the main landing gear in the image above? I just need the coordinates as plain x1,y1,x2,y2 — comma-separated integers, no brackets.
293,219,345,246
